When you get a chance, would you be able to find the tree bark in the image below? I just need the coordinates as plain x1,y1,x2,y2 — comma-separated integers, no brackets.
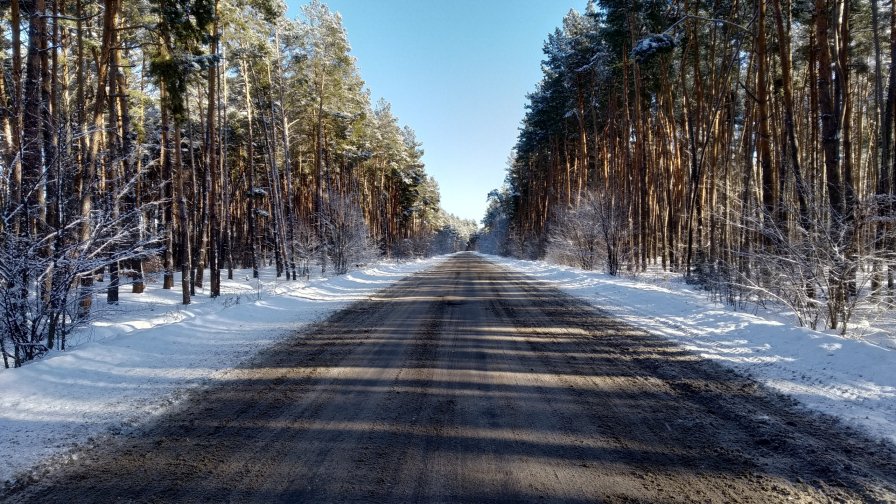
207,1,221,297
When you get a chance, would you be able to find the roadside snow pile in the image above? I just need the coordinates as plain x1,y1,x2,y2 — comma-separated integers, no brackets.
483,254,896,446
0,256,447,484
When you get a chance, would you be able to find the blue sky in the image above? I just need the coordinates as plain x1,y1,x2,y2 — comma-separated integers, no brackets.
285,0,584,223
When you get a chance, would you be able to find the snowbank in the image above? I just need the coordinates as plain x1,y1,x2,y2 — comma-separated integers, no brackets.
483,254,896,447
4,252,893,485
0,256,447,484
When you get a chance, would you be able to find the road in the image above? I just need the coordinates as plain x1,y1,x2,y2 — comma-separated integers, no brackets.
5,253,896,503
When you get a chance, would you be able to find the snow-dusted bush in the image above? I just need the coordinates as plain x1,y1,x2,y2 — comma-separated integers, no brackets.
0,205,159,367
319,196,377,275
716,197,896,334
292,219,321,279
547,190,628,275
546,204,601,271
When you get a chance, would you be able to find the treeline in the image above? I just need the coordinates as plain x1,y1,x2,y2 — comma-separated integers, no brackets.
0,0,465,367
482,0,895,333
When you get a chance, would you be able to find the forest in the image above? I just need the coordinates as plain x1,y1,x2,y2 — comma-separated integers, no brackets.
480,0,896,335
0,0,477,368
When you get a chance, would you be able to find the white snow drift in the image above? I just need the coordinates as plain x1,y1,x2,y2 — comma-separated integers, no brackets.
483,253,896,448
0,256,447,484
2,252,895,486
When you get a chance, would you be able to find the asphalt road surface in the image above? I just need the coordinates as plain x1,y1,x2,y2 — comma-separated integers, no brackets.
5,253,896,503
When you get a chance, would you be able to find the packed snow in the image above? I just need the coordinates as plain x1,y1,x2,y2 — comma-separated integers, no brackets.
0,256,447,484
4,252,895,486
482,253,896,447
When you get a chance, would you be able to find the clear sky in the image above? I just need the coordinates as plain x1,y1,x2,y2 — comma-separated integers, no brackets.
285,0,583,223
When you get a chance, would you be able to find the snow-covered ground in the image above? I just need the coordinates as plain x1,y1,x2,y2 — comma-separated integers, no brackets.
482,253,896,447
0,256,447,484
4,252,894,486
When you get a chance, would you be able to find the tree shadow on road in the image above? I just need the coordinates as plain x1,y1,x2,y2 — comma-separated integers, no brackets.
6,255,896,503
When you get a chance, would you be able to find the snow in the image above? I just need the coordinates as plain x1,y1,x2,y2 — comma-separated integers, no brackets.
482,253,896,447
0,256,448,484
4,251,895,485
630,33,675,62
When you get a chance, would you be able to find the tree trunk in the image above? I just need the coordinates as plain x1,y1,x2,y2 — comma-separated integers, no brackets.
241,57,259,279
207,1,221,297
161,81,175,290
175,123,191,305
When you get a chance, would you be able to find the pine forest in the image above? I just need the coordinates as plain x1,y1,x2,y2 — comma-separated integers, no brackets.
481,0,896,336
0,0,475,367
4,2,896,500
2,0,895,366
